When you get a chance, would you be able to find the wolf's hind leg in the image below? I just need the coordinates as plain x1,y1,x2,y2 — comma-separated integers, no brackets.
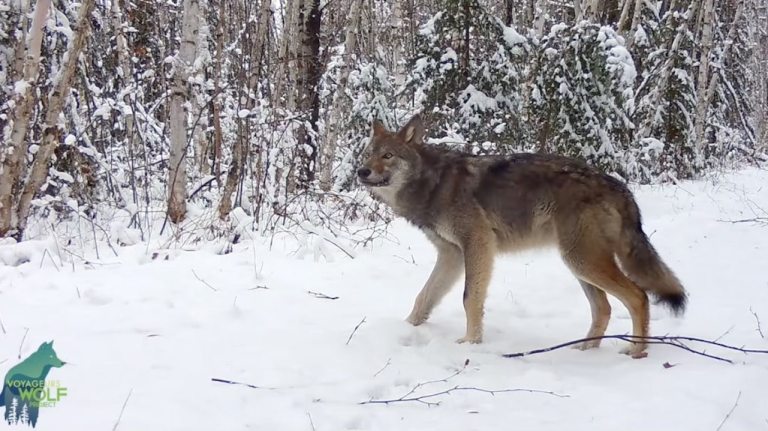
562,249,649,358
407,242,464,326
572,280,611,350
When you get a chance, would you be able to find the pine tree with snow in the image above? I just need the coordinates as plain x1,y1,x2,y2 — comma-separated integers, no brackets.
321,59,396,191
405,0,529,153
633,2,698,180
530,22,636,175
701,0,756,167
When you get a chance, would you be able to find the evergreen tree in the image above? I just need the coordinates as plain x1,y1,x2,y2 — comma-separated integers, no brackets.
406,0,529,153
633,1,699,180
531,22,636,175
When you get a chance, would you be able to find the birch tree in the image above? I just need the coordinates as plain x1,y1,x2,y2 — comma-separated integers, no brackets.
691,0,715,165
0,0,49,237
167,0,201,224
319,0,362,191
218,0,273,219
14,0,96,237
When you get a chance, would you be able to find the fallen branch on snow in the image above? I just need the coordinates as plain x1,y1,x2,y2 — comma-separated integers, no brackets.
211,377,280,390
360,359,568,406
307,290,339,300
750,307,765,339
345,317,367,345
502,335,768,364
111,388,133,431
716,217,768,225
192,269,218,291
715,391,742,431
360,385,570,407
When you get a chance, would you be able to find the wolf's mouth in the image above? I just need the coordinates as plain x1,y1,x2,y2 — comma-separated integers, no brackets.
360,178,390,187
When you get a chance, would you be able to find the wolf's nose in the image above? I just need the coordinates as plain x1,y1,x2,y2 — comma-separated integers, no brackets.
357,167,371,178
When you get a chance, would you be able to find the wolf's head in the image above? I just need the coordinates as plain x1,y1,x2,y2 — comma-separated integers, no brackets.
357,115,425,202
34,341,65,369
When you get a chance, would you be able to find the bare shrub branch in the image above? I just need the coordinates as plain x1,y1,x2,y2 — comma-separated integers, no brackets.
502,334,768,364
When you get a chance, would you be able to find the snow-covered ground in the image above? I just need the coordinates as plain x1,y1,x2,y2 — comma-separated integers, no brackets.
2,168,768,430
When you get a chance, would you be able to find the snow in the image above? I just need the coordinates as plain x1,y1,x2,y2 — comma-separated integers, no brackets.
2,169,768,430
502,25,527,46
13,80,31,96
419,12,443,36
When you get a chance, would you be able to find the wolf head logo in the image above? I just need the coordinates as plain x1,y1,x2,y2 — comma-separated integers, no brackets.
1,341,66,427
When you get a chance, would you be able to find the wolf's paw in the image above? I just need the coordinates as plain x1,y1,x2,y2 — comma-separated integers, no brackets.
620,345,648,359
571,340,601,351
406,313,428,326
456,334,483,344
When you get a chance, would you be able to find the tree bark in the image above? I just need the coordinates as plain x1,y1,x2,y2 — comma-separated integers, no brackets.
691,0,716,164
0,0,50,237
218,0,272,219
295,0,322,189
694,0,747,150
319,0,362,191
167,0,201,224
618,0,634,32
14,0,96,237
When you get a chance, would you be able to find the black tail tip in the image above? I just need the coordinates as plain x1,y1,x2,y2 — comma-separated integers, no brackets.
655,292,688,316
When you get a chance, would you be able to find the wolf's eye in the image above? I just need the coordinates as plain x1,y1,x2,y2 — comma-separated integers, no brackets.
382,152,394,159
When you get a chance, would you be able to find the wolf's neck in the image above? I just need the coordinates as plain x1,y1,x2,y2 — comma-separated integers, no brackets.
393,147,447,228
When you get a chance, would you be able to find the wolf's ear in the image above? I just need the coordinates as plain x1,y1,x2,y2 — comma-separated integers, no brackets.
372,119,388,136
398,114,425,145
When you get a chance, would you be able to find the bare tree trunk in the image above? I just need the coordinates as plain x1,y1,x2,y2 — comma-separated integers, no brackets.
167,0,201,224
295,0,322,189
0,0,50,237
574,0,583,20
14,0,96,237
319,0,362,191
694,0,747,154
218,0,272,219
618,0,634,32
275,0,301,110
626,0,647,49
691,0,716,164
211,0,225,184
111,0,136,205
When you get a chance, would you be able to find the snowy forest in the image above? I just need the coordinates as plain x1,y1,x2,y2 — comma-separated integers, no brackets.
0,0,766,241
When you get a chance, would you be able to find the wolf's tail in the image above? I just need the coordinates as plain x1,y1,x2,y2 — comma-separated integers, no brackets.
617,206,687,315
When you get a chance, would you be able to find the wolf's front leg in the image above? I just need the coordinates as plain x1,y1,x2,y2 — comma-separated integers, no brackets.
456,234,495,344
407,242,463,325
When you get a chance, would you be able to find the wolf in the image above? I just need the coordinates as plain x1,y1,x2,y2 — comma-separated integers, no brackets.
357,115,687,358
1,341,65,426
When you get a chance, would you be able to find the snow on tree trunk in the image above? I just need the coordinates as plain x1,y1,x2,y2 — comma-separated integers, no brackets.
276,0,301,110
218,0,271,220
319,0,362,191
626,0,645,48
295,0,322,189
111,0,136,177
0,0,50,237
691,0,717,165
167,0,201,224
617,0,634,32
14,0,96,237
